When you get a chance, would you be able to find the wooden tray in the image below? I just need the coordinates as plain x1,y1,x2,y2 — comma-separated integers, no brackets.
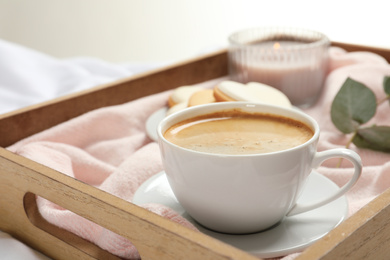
1,42,390,260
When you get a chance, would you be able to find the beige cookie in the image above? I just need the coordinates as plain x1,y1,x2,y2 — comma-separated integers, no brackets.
188,89,216,107
213,80,292,108
213,81,242,102
168,86,204,107
166,102,188,116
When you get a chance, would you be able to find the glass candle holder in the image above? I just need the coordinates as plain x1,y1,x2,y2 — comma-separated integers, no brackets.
228,27,330,108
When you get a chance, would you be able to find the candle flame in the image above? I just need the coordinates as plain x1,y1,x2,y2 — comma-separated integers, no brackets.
273,42,281,50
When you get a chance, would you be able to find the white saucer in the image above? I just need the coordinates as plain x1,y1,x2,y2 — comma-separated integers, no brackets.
133,171,348,258
145,107,167,141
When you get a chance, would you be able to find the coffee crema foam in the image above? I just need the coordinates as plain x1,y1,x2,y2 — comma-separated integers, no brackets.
164,110,314,155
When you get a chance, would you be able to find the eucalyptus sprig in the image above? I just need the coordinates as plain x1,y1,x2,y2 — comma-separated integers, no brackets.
330,76,390,153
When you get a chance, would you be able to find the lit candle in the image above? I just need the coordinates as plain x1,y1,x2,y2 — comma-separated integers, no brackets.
228,28,330,108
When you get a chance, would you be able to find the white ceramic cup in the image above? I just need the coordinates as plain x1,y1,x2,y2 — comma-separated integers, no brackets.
157,102,362,234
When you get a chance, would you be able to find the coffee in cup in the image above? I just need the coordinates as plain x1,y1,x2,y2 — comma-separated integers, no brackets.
157,102,362,234
164,110,313,155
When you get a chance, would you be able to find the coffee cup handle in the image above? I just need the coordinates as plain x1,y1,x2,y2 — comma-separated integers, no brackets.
286,148,362,217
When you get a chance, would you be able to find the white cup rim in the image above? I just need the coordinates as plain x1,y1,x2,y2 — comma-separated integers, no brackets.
157,102,320,157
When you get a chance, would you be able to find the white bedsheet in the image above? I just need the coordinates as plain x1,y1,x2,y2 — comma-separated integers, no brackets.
0,39,168,114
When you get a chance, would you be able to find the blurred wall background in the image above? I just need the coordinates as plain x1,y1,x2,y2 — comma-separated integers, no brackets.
0,0,388,63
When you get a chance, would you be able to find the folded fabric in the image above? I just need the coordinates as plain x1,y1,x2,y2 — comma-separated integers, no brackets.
7,46,390,260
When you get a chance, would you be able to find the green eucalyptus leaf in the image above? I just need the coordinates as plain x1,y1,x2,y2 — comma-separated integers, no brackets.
383,76,390,106
352,126,390,153
384,76,390,95
331,78,377,134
